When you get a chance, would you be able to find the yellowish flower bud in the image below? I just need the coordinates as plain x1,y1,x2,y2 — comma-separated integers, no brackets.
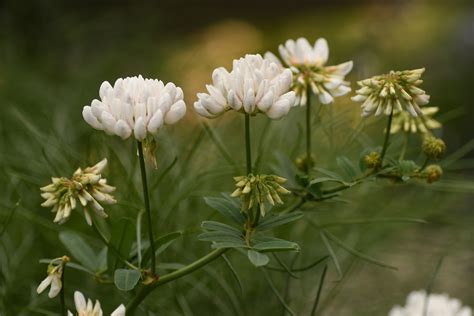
422,137,446,159
424,164,443,183
364,152,381,169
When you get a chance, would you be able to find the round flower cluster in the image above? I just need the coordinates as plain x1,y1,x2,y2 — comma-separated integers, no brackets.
423,165,443,183
231,174,290,216
83,75,186,141
389,290,472,316
390,106,441,135
40,159,116,225
422,136,446,160
68,291,125,316
194,54,296,119
352,68,430,117
265,37,353,106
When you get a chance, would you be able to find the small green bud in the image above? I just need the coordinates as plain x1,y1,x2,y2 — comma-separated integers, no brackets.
295,154,315,172
422,136,446,159
364,152,381,169
424,164,443,183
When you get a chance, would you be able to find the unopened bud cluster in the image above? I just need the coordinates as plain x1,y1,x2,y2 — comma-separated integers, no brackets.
352,68,429,117
295,154,316,172
231,174,290,216
364,152,382,169
422,136,446,159
40,159,116,225
423,164,443,183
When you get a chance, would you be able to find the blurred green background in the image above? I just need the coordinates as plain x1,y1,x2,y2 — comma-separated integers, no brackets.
0,0,473,315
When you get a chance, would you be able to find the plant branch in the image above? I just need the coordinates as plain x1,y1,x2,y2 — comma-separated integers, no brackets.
380,109,394,165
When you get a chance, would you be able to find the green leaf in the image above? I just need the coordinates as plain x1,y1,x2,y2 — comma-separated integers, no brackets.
212,241,248,249
336,156,357,180
59,231,101,271
309,177,349,186
253,240,300,252
201,221,242,234
319,231,342,279
257,211,304,232
107,218,135,272
198,231,244,243
313,167,345,182
247,250,269,267
204,195,246,225
114,269,141,291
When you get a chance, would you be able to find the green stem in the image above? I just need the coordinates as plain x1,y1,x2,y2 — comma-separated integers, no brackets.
399,132,409,160
60,264,66,316
137,141,156,275
245,114,252,174
306,90,312,176
380,109,394,166
91,220,138,270
126,248,228,314
420,157,430,171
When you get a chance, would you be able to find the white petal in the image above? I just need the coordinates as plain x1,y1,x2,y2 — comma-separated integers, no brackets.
111,304,126,316
83,106,103,130
134,116,147,140
319,90,334,104
99,81,113,100
148,109,163,133
100,112,117,135
37,275,52,294
48,276,62,298
257,91,274,112
333,61,353,76
314,38,329,66
243,88,256,113
263,52,282,67
164,100,186,125
114,120,132,139
266,98,290,119
74,291,87,312
332,85,351,97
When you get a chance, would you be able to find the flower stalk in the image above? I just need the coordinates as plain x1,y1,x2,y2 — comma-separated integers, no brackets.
306,90,312,175
137,141,157,276
245,113,252,175
380,108,394,166
60,266,66,316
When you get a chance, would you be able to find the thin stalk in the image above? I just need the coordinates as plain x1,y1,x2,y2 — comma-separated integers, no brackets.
137,141,156,275
311,264,328,316
60,264,66,316
126,248,227,314
420,157,430,171
380,109,394,166
245,113,252,174
91,220,138,270
306,90,312,176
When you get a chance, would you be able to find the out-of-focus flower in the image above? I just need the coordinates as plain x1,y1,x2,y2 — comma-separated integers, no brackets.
265,37,353,106
67,291,126,316
37,256,69,298
364,151,382,169
231,174,290,216
352,68,430,117
389,290,472,316
194,54,296,119
423,164,443,183
40,159,116,225
83,75,186,141
390,106,441,134
422,136,446,160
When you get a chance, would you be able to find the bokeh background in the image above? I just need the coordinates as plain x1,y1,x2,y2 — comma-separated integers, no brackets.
0,0,473,315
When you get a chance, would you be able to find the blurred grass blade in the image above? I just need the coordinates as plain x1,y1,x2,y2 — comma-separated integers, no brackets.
151,156,178,191
222,254,244,296
272,253,298,279
324,230,397,270
319,231,343,279
311,264,328,316
320,217,427,228
424,256,444,316
261,268,295,316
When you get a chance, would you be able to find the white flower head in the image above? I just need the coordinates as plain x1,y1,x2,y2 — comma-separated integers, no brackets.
83,75,186,141
390,106,442,134
40,158,116,225
67,291,125,316
265,37,353,106
352,68,430,117
389,290,472,316
194,54,296,120
37,256,69,298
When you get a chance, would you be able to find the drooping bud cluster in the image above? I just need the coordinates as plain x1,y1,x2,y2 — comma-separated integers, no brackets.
194,54,296,119
423,164,443,183
390,106,442,135
352,68,430,117
82,75,186,141
364,152,382,169
231,174,291,216
265,37,353,106
37,256,70,298
422,136,446,159
40,159,116,225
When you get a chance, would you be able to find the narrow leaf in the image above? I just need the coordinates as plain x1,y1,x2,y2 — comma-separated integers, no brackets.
319,231,343,279
204,196,245,225
59,231,100,271
257,211,304,232
201,221,243,235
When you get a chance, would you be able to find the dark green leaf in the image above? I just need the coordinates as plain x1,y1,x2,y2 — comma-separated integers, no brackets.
204,195,246,225
59,231,101,271
198,231,244,243
141,231,183,265
211,241,248,249
201,221,242,235
107,218,135,272
253,240,300,252
257,211,304,232
336,156,357,180
114,269,141,291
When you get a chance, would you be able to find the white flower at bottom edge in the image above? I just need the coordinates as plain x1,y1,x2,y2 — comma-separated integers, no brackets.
68,291,126,316
389,290,472,316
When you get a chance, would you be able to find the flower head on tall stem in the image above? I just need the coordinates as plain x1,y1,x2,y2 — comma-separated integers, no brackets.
83,75,186,141
265,37,353,106
352,68,430,117
37,256,69,299
40,159,116,225
194,54,296,119
67,291,125,316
